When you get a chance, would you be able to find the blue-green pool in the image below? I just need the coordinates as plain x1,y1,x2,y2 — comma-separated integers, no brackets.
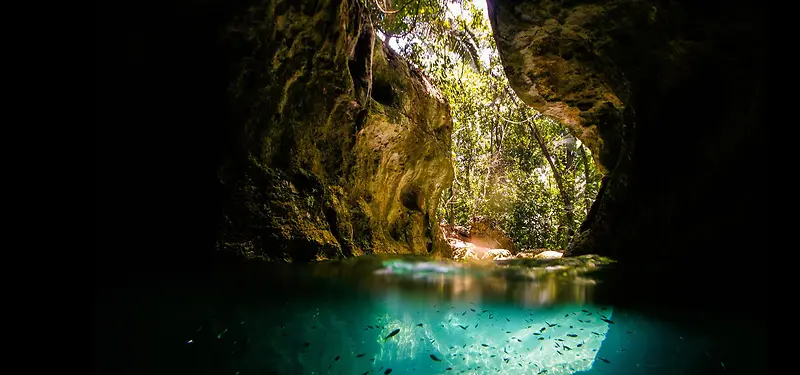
92,255,765,375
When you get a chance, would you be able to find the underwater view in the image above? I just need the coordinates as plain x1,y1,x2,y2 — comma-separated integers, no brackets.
93,256,763,375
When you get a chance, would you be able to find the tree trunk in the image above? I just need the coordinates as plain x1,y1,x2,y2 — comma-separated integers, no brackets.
501,83,575,248
526,120,574,247
579,145,592,215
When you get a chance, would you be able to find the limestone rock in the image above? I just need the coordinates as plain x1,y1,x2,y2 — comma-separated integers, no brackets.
468,216,515,253
533,250,564,260
482,249,514,260
452,246,478,261
217,0,453,261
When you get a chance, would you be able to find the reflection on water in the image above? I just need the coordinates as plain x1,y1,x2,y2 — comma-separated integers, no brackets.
93,255,761,375
309,255,615,308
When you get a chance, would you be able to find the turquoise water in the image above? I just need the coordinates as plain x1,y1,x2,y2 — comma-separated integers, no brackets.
93,256,763,375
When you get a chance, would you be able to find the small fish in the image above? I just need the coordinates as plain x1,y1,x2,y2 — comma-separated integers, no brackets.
577,319,584,323
506,331,511,334
302,342,310,347
458,325,468,330
490,354,496,357
470,308,476,312
576,343,583,348
557,350,563,355
537,370,548,374
546,321,556,327
448,318,453,323
587,312,593,316
539,327,546,332
463,344,467,348
599,358,610,363
601,318,615,324
482,344,489,347
416,323,423,327
384,369,393,375
600,307,608,310
533,332,541,336
430,354,442,362
567,334,578,337
627,331,635,334
516,339,522,342
537,337,544,341
569,325,573,329
475,323,479,328
556,339,564,341
564,314,569,317
357,353,366,358
504,358,510,363
563,345,572,351
385,329,400,340
462,311,467,316
482,309,489,313
446,368,452,371
361,371,369,375
506,318,510,322
591,332,600,336
367,325,374,329
554,343,560,348
581,309,589,313
489,314,494,319
335,356,340,361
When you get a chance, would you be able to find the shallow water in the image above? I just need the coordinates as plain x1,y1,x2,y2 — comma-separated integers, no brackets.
93,256,765,375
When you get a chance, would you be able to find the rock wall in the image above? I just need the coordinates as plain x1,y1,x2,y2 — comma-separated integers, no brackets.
216,0,454,261
486,0,767,285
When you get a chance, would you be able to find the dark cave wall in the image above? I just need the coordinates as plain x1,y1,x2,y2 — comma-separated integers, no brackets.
96,0,454,272
486,0,767,275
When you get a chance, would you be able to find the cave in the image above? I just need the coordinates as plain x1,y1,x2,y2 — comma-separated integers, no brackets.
95,0,767,374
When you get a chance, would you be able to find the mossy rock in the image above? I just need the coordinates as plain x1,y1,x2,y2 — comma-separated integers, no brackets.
217,0,453,261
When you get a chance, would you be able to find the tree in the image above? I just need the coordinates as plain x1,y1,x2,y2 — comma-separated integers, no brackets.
364,0,602,250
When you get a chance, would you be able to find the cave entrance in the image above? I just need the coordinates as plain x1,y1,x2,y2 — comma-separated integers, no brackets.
438,119,602,261
366,0,602,259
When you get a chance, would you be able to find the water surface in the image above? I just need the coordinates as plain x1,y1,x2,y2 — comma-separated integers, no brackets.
93,255,765,375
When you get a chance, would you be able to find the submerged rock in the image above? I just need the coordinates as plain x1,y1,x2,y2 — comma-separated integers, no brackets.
217,0,453,261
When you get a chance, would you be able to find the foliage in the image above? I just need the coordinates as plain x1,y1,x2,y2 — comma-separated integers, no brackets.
364,0,602,250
